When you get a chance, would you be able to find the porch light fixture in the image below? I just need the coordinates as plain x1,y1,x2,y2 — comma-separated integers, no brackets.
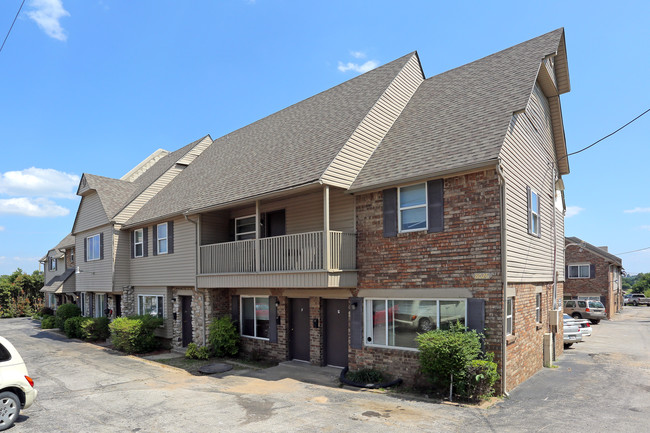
275,300,280,307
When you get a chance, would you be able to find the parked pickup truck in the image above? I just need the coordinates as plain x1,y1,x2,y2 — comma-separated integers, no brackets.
624,294,650,306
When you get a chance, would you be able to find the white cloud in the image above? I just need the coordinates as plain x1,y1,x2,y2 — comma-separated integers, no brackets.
0,167,79,199
0,226,4,231
350,51,366,59
337,60,379,73
624,207,650,213
27,0,70,41
0,197,70,217
641,226,650,231
565,206,584,218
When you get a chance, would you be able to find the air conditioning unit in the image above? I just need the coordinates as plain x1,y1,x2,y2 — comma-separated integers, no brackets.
549,309,562,326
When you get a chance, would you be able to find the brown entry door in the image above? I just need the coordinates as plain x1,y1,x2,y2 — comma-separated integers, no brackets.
325,299,348,367
289,298,310,362
181,296,193,347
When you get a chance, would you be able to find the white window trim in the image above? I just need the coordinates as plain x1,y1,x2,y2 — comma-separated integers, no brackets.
364,298,468,351
506,297,514,335
535,293,542,323
50,257,57,271
240,296,269,340
134,228,144,258
568,263,590,279
235,215,257,240
138,294,164,318
95,293,106,318
528,188,540,237
398,182,428,233
86,234,101,261
157,223,168,255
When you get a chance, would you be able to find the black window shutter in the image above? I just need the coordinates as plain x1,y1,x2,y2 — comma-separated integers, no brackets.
565,265,569,279
526,186,532,234
143,228,149,257
350,297,363,349
84,237,87,262
158,296,164,318
268,296,278,343
168,221,174,254
467,298,486,351
231,295,240,332
131,231,135,259
99,232,104,260
153,225,158,256
427,179,444,233
383,188,397,238
590,264,596,279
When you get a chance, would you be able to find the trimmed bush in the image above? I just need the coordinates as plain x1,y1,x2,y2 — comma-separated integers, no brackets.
416,322,482,396
208,316,240,357
185,342,210,360
64,316,91,339
41,315,57,329
81,317,111,341
109,315,163,354
465,357,499,401
55,303,81,330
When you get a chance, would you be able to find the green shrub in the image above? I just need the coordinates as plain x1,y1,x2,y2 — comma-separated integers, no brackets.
345,368,386,384
41,315,57,329
185,342,210,360
109,315,163,354
81,317,111,341
64,316,91,339
55,303,81,330
208,316,240,357
465,356,499,401
416,322,482,396
40,307,54,317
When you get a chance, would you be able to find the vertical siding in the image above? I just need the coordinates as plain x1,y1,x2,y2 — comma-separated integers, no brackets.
74,225,114,292
321,54,424,188
73,193,109,234
129,217,197,286
500,82,565,283
133,287,173,338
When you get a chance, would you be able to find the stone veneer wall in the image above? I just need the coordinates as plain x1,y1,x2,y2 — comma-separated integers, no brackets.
122,286,135,317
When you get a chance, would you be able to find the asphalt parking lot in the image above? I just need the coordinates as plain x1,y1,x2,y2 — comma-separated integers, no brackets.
2,306,649,432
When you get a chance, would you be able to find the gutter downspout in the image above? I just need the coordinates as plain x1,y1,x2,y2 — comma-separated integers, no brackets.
184,213,206,347
496,161,508,396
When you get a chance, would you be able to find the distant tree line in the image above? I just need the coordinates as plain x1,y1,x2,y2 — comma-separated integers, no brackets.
622,273,650,296
0,268,44,318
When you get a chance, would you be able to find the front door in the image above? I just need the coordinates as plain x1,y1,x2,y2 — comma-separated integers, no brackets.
325,299,348,367
289,298,310,362
181,296,193,347
263,210,286,237
114,295,122,317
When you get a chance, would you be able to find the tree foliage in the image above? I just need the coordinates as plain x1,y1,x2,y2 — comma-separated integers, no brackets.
0,268,44,318
624,273,650,296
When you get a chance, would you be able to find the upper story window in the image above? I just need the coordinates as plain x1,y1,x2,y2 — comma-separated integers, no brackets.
235,216,256,240
527,187,540,237
134,229,144,257
70,249,74,264
86,234,101,261
49,257,57,271
157,223,168,254
568,264,590,279
399,183,427,232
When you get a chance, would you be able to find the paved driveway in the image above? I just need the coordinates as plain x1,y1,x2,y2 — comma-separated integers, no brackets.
1,307,649,432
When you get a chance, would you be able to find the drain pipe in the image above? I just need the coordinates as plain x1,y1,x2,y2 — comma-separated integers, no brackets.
184,213,206,347
496,161,508,396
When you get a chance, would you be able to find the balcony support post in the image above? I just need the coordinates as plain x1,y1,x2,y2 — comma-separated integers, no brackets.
255,200,261,273
324,185,330,271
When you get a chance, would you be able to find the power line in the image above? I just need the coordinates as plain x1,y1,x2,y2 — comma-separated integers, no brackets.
0,0,26,55
614,246,650,255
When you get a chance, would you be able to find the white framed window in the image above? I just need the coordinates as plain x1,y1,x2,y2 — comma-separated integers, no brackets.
235,215,256,240
528,187,540,236
364,298,467,350
86,234,101,261
48,293,56,308
535,293,542,323
138,295,164,318
49,257,57,271
398,183,427,232
157,223,168,254
568,264,590,279
506,297,514,335
95,293,106,318
240,296,269,339
134,228,144,257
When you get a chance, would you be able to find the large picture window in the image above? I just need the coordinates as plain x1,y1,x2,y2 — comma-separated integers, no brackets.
86,234,101,261
568,264,590,279
241,296,269,339
138,295,164,318
399,183,427,232
365,298,466,350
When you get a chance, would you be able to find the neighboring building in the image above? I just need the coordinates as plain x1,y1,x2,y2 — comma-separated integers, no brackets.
39,234,76,309
564,236,623,318
54,28,572,394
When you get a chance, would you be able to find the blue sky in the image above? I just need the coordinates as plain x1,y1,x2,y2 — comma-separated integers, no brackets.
0,0,648,276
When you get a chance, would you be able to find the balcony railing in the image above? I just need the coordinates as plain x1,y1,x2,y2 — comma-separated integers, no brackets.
200,231,355,274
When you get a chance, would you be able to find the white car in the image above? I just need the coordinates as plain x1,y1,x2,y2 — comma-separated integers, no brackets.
563,315,583,348
0,336,37,431
563,313,592,337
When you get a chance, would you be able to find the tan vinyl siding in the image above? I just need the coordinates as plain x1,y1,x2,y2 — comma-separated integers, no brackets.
115,167,184,223
75,225,114,292
321,54,424,188
543,57,556,89
73,193,109,234
500,82,565,283
133,287,173,338
129,217,197,287
44,250,65,281
113,229,130,290
200,211,230,245
197,271,357,289
176,136,212,165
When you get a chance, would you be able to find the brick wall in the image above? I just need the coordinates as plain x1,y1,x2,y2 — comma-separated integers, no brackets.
565,245,614,318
